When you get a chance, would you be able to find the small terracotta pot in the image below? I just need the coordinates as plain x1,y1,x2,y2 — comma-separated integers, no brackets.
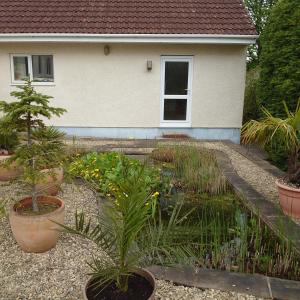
276,179,300,219
9,196,65,253
83,268,156,300
35,167,64,196
0,155,22,181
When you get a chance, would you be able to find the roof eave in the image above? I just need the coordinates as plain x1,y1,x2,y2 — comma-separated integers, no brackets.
0,33,258,45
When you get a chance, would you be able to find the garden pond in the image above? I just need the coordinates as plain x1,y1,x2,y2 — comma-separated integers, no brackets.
68,146,300,282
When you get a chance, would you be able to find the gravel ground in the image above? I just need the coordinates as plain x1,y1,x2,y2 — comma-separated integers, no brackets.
0,180,263,300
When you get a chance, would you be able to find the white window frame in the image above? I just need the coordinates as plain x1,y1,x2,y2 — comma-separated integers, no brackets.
160,56,193,128
10,54,55,86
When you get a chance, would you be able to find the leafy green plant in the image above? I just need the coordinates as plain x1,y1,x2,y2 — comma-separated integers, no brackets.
242,101,300,184
68,152,168,197
0,80,66,212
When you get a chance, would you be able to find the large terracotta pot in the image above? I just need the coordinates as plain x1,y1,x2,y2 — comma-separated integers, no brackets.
276,179,300,219
83,268,156,300
35,167,64,196
9,196,65,253
0,155,22,181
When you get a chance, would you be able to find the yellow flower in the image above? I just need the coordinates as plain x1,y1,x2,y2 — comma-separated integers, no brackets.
152,192,159,197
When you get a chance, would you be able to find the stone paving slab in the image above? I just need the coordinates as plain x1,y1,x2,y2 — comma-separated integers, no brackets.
147,266,300,300
269,277,300,300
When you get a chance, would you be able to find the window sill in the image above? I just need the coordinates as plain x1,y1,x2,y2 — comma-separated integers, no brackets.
160,122,191,128
10,82,56,87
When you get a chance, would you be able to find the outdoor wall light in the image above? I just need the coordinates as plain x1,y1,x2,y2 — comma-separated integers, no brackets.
147,60,152,71
104,45,110,55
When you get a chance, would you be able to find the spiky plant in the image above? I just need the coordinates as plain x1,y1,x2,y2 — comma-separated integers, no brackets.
242,101,300,184
59,163,196,293
0,80,66,211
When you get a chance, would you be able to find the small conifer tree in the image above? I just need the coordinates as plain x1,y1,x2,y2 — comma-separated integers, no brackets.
0,80,67,211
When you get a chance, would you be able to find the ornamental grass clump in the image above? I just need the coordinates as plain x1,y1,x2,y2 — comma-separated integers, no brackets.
173,145,229,195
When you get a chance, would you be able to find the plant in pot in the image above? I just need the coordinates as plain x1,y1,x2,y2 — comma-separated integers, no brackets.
60,162,194,300
0,80,67,195
0,80,67,252
241,101,300,218
0,119,21,181
9,131,67,252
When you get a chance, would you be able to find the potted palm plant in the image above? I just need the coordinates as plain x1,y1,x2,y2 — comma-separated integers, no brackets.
242,101,300,218
61,158,197,299
62,165,158,299
0,80,67,252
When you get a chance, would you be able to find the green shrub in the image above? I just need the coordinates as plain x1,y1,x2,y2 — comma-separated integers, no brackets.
0,131,19,153
0,118,19,153
258,0,300,116
243,67,260,123
68,152,168,197
264,135,289,171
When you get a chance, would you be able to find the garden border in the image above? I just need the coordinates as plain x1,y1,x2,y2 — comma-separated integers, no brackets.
146,265,300,300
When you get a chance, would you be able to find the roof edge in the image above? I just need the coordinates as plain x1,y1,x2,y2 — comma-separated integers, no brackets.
0,33,258,45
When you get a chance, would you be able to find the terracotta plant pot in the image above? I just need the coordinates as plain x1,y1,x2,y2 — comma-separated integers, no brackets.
276,179,300,219
9,196,65,253
0,155,22,181
83,268,156,300
35,167,64,196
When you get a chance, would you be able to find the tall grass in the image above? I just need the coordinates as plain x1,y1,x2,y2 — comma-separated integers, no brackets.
154,201,300,280
151,145,229,195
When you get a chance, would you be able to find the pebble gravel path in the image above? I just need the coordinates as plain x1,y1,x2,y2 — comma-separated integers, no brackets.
0,180,263,300
202,142,280,204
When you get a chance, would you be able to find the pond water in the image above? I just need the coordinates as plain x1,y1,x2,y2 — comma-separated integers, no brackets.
147,148,300,281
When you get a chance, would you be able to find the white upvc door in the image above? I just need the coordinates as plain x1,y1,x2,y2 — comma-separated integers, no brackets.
160,56,193,127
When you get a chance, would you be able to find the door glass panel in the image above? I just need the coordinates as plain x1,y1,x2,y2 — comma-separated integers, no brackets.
164,99,187,120
164,62,189,95
13,56,29,81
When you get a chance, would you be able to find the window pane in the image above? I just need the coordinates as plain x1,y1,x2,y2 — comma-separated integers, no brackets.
164,61,189,95
13,56,29,81
32,55,54,82
164,99,187,120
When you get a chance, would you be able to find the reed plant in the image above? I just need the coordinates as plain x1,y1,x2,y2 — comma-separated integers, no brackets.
172,145,229,195
156,201,300,280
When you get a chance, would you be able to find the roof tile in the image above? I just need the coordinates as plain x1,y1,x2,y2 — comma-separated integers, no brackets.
0,0,257,35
